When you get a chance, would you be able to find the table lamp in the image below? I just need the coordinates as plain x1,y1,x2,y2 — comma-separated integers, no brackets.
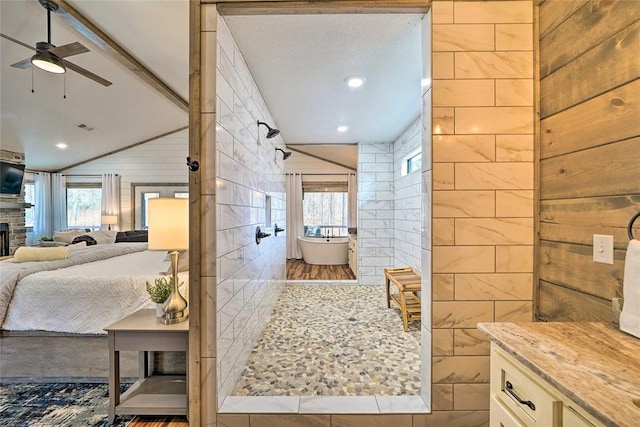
148,198,189,324
101,215,118,231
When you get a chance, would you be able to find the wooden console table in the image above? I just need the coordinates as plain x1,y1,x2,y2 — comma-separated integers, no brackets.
105,309,188,424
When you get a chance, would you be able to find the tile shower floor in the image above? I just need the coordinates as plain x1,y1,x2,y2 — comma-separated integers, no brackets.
231,284,421,396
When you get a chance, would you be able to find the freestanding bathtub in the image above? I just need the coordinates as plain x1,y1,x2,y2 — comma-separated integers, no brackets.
297,236,349,265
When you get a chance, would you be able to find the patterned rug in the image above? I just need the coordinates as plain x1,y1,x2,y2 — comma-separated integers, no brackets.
0,381,134,426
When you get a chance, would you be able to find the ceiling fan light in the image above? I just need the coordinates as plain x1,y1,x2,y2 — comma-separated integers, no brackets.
31,51,66,74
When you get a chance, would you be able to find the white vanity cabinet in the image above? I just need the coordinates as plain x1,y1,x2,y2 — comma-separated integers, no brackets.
490,344,603,427
480,322,640,427
348,235,357,275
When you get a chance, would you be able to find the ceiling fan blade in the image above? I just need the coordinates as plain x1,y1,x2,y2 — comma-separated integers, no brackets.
63,60,112,87
10,58,33,69
0,32,36,51
49,41,89,58
2,33,110,87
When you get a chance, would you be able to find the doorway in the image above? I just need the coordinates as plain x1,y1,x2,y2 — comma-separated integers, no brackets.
212,6,431,414
284,149,357,281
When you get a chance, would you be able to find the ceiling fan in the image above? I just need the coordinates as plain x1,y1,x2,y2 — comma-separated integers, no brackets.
1,0,111,87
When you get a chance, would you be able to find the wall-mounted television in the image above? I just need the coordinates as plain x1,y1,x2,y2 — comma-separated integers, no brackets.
0,161,26,197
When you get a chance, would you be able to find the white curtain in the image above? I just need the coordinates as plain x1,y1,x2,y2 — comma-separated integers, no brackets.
347,173,358,228
52,174,67,232
34,173,52,239
286,173,303,259
101,174,121,229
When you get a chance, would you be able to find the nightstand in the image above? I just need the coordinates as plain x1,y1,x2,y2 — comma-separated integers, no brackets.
104,309,188,424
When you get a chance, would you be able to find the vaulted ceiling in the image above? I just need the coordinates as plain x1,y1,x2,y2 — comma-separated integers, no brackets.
0,0,189,171
1,1,423,172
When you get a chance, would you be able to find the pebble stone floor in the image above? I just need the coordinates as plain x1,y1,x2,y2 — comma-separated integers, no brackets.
231,284,421,396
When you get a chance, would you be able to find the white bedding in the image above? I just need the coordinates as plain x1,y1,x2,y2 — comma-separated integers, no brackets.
1,245,188,334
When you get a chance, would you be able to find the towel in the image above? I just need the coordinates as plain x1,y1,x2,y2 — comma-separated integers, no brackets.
620,239,640,339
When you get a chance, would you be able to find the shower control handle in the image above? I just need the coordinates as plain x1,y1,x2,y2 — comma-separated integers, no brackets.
274,223,285,236
255,226,271,244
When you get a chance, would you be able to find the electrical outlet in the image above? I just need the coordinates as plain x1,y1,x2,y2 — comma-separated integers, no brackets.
593,234,614,264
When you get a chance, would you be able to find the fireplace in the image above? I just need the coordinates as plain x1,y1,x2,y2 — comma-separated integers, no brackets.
0,223,8,257
0,199,27,254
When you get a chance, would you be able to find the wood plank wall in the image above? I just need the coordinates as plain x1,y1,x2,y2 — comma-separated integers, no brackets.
62,131,189,230
538,0,640,322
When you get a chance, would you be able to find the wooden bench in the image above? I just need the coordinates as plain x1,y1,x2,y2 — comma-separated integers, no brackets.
384,267,421,332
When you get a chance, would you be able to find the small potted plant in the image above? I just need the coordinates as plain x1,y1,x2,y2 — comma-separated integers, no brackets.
146,277,173,317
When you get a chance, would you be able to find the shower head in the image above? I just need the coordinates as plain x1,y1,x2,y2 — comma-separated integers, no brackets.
275,147,292,160
257,120,280,139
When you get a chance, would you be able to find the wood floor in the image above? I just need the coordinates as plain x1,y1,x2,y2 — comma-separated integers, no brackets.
129,416,188,426
286,259,356,280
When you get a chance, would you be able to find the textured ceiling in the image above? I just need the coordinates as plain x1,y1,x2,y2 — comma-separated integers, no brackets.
225,13,424,146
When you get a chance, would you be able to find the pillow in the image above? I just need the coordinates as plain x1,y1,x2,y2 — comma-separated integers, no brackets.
115,230,148,243
52,229,86,243
72,235,97,246
39,241,68,247
14,246,71,263
68,241,87,250
163,250,189,275
85,230,117,244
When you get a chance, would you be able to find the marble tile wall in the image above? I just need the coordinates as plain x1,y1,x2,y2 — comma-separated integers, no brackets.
213,12,287,407
420,10,433,408
198,1,535,426
393,117,423,271
357,142,394,285
430,0,534,420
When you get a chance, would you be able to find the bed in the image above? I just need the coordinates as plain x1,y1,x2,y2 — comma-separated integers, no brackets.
0,240,188,378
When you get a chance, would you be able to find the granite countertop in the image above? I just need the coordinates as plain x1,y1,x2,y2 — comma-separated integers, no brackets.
478,322,640,427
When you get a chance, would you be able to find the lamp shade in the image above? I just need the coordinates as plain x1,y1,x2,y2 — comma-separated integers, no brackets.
101,215,118,225
148,198,189,251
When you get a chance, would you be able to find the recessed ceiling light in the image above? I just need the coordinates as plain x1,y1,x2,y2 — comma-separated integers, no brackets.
337,125,348,133
56,143,68,149
345,76,365,88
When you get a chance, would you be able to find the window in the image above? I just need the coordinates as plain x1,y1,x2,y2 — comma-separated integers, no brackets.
67,185,102,230
24,182,35,229
407,152,422,174
401,149,422,176
303,184,348,237
132,184,189,229
141,192,188,229
142,192,160,230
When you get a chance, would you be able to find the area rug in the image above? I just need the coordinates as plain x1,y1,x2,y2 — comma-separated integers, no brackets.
0,381,134,426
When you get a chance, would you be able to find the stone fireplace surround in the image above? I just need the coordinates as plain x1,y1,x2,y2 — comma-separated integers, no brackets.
0,198,28,255
0,150,27,255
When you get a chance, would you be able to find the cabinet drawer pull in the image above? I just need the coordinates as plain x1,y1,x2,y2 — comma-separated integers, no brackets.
505,381,536,411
